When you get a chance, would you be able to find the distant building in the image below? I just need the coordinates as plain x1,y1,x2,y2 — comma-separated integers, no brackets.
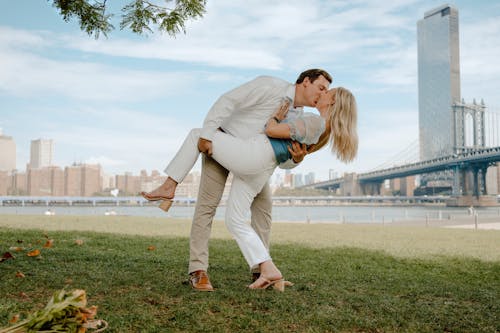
0,171,8,195
294,174,304,188
65,164,82,196
417,4,463,191
102,173,115,190
115,172,141,196
64,163,102,196
401,176,417,196
11,170,27,195
283,170,293,188
82,164,102,196
390,176,417,196
30,139,54,169
417,4,461,160
138,169,167,194
329,169,339,180
28,166,64,196
0,129,16,172
175,171,201,198
486,163,500,195
304,172,315,185
389,178,401,195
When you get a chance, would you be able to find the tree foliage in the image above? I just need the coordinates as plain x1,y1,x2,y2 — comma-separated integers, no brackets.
50,0,207,38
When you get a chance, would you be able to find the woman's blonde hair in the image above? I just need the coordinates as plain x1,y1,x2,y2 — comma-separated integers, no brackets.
309,87,358,162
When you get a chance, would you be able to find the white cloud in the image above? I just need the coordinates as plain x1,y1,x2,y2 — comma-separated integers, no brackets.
460,17,500,106
0,26,50,48
366,46,418,90
65,35,284,70
0,47,194,102
0,27,201,103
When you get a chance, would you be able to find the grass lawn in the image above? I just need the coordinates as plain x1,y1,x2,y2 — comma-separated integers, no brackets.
0,215,499,332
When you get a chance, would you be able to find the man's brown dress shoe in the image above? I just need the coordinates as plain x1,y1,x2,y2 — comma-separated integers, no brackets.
189,270,214,291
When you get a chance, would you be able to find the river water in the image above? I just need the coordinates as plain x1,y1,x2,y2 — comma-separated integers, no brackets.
2,204,499,224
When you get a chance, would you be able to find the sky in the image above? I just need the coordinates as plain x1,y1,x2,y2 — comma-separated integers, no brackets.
1,1,500,182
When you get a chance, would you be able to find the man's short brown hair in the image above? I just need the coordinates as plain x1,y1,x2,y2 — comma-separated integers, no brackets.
296,69,332,84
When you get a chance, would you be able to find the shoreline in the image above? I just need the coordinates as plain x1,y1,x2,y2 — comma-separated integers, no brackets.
2,211,499,230
275,216,500,230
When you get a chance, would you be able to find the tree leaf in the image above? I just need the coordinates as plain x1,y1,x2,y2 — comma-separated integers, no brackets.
9,314,20,324
27,249,41,257
1,251,14,262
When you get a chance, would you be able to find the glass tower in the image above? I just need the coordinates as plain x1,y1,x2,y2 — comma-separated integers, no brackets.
417,4,460,160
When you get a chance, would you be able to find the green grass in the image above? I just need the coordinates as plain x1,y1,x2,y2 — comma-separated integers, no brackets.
0,216,499,332
1,215,499,261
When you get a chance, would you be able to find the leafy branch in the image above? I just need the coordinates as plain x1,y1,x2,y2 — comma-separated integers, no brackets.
50,0,207,38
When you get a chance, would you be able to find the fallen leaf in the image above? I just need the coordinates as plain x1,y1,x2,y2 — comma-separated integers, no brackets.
43,239,54,248
17,239,23,243
16,271,25,278
1,252,14,263
27,249,41,257
9,246,24,252
9,314,20,324
75,239,84,246
147,245,156,251
19,292,29,299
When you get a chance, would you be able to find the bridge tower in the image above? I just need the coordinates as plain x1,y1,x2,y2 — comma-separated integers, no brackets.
451,99,489,198
453,99,486,152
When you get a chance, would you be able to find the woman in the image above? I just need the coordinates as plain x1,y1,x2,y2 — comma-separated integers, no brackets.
142,87,358,290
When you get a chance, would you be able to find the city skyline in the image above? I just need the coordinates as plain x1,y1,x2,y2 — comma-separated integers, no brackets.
0,133,318,181
1,1,500,181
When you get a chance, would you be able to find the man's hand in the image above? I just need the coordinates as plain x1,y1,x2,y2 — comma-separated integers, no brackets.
288,141,308,163
198,138,213,156
272,98,290,122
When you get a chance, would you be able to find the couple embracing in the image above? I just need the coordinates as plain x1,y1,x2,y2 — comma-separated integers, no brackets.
141,69,358,291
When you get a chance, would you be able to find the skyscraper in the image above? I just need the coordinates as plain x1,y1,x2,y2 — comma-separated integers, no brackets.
417,4,460,160
30,139,54,169
0,129,16,172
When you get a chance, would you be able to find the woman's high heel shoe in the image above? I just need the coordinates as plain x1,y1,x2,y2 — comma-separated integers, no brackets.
140,192,173,212
248,277,293,292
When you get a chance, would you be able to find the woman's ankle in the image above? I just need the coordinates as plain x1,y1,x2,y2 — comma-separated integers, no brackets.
259,260,282,280
157,178,177,198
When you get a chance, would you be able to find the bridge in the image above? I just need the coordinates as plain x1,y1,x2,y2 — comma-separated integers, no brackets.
303,147,500,206
302,98,500,206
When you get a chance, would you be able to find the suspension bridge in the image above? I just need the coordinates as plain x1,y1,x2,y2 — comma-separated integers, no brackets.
303,103,500,207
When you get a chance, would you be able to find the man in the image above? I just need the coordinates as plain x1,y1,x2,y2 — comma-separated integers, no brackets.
189,69,332,291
